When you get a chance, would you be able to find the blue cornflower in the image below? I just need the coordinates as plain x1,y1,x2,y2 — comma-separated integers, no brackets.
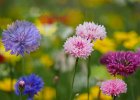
2,20,41,56
15,74,44,100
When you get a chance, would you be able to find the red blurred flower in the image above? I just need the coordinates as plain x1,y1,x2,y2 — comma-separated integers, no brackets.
39,15,67,25
0,54,5,63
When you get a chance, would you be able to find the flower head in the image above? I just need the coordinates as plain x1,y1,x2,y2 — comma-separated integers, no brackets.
100,79,127,96
76,22,106,40
15,74,44,100
100,51,140,76
19,80,25,88
2,20,41,56
64,36,93,59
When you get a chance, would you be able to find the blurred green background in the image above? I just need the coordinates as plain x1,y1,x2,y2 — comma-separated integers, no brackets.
0,0,140,100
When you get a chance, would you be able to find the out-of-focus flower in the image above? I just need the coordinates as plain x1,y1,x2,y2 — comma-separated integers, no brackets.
35,20,57,36
40,55,54,68
65,9,83,27
39,15,56,25
76,93,93,100
2,20,41,56
114,31,139,49
101,14,123,30
15,74,44,100
0,41,20,63
90,86,112,100
100,51,140,76
64,36,93,59
76,22,106,41
114,32,131,42
0,54,5,63
76,86,112,100
39,14,67,25
54,51,75,72
35,87,56,100
101,79,127,96
0,78,16,92
94,38,116,53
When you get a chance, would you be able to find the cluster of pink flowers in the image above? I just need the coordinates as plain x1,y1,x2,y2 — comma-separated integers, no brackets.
100,79,127,96
100,50,140,97
64,22,106,59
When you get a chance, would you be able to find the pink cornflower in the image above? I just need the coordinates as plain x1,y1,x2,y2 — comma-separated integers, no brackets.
76,22,106,40
100,79,127,96
64,36,93,59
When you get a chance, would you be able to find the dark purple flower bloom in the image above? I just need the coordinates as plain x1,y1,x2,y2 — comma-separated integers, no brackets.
2,20,41,56
15,74,44,100
100,51,140,76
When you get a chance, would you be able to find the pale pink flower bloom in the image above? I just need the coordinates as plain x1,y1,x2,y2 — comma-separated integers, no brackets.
64,36,93,59
76,22,106,40
100,79,127,96
19,80,25,88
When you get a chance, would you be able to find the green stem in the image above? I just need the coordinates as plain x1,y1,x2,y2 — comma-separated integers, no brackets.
87,56,91,100
9,63,13,100
97,87,101,100
113,95,116,100
22,57,25,75
130,76,136,100
70,58,79,100
20,92,22,100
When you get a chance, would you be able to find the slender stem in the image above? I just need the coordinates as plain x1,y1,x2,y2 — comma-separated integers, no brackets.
22,57,25,75
54,75,59,100
130,76,135,100
97,87,101,100
112,95,116,100
9,63,13,100
70,58,79,100
87,56,91,100
20,92,22,100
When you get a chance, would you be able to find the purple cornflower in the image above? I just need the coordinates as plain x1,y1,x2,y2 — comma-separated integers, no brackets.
15,74,44,100
100,51,140,76
2,20,41,56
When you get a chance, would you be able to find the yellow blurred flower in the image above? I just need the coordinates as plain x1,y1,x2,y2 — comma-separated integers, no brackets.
65,9,83,27
35,87,56,100
76,86,112,100
114,31,139,49
90,86,112,100
94,38,116,53
0,78,16,92
40,55,53,68
114,32,130,42
76,93,93,100
0,41,20,63
123,38,139,49
35,20,57,36
101,13,123,30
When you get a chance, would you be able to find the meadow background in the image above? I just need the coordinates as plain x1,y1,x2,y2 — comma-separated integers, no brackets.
0,0,140,100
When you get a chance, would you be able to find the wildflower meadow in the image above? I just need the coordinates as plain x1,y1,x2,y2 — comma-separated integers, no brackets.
0,0,140,100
